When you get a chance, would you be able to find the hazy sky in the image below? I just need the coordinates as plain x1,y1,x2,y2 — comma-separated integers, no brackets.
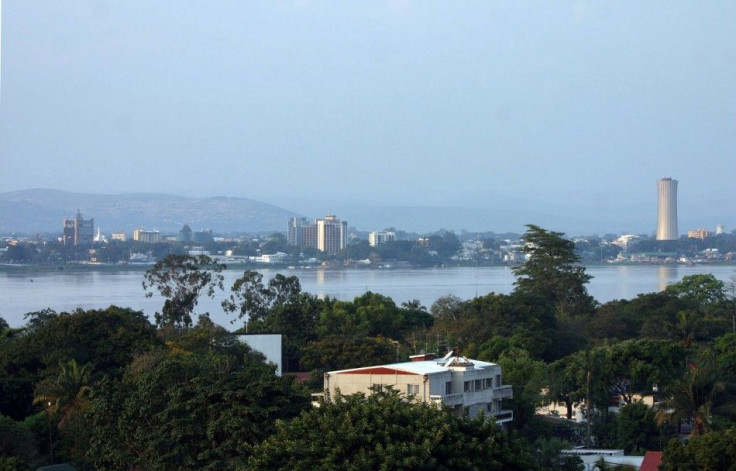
1,1,734,233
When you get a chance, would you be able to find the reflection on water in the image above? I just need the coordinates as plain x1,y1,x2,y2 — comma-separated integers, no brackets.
657,265,679,292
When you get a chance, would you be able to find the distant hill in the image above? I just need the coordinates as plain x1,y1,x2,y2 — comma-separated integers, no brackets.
0,189,300,234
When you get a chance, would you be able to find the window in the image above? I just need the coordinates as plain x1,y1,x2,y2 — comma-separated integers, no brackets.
496,374,501,386
464,381,473,392
474,379,482,391
445,381,453,395
407,384,419,396
484,378,492,389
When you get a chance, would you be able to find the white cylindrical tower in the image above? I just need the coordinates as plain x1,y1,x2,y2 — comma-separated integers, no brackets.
656,178,678,240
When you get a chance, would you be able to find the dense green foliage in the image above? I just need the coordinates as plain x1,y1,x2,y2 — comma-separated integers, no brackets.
661,427,736,471
86,350,308,470
246,388,537,471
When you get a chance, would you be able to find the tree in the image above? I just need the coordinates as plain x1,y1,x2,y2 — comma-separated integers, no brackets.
142,254,225,328
601,339,686,405
615,402,660,454
661,427,736,471
300,335,397,372
85,350,309,470
532,437,583,471
512,225,595,318
656,355,726,437
665,274,727,307
494,348,547,437
0,307,158,420
0,414,39,470
32,359,93,430
222,271,303,330
245,388,537,471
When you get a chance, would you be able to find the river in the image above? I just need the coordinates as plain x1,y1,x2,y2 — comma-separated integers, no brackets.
1,265,734,328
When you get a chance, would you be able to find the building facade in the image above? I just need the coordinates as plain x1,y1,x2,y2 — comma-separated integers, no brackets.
287,217,308,247
287,215,348,255
656,178,678,241
322,352,513,424
687,228,711,240
133,228,161,243
368,231,396,247
317,215,348,255
62,210,94,246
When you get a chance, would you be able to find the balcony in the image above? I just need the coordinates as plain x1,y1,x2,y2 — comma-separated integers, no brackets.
493,409,514,424
494,385,513,399
429,393,464,406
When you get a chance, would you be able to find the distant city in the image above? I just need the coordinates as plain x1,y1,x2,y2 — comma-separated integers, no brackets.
1,178,733,267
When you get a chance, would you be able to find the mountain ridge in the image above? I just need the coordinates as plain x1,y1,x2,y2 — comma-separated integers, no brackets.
0,189,300,234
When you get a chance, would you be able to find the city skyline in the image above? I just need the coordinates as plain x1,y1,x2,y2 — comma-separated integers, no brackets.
1,2,734,235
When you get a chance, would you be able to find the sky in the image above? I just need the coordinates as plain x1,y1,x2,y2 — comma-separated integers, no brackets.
1,1,735,234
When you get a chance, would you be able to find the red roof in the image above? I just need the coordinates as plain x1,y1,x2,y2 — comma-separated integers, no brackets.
640,451,663,471
335,366,417,376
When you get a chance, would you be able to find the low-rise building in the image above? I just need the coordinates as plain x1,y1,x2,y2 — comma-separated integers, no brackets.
322,351,513,424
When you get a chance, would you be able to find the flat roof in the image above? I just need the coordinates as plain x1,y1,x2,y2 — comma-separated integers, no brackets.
329,356,499,376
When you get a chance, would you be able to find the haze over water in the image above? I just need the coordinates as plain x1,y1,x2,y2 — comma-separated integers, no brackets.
2,265,734,328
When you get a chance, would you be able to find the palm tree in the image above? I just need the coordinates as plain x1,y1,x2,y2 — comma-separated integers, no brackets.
33,359,94,429
656,359,725,437
402,299,427,312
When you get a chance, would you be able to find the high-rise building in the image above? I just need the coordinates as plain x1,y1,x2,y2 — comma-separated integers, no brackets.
287,217,308,247
317,215,348,255
656,178,678,241
63,210,94,246
287,215,348,255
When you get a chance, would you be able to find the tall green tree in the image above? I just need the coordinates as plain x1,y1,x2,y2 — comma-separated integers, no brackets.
661,427,736,471
512,225,595,318
246,388,537,471
142,254,225,328
656,355,726,437
85,350,309,470
32,359,93,430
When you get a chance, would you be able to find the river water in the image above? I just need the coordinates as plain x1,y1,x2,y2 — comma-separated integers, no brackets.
1,265,734,328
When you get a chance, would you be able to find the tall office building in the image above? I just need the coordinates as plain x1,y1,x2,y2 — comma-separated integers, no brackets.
287,217,308,247
656,178,678,240
317,215,348,255
287,215,348,255
63,210,94,246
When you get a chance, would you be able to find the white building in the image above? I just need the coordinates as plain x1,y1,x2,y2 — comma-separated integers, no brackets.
322,352,513,424
132,228,161,243
368,231,396,247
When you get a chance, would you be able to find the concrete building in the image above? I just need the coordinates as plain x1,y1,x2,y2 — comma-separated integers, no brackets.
322,352,513,424
716,224,725,235
62,210,94,246
287,215,348,255
317,215,348,255
656,178,678,241
369,231,396,247
177,225,193,242
132,228,161,243
687,228,711,240
287,217,308,247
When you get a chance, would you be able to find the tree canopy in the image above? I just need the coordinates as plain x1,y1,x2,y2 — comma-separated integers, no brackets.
512,224,595,318
246,388,537,471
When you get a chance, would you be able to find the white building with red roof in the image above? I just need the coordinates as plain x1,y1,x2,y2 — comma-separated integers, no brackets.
322,351,514,424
